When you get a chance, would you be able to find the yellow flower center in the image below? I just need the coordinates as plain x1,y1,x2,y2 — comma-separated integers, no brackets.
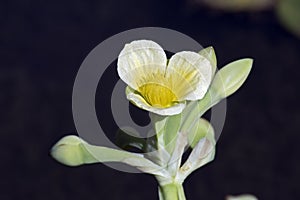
138,83,178,108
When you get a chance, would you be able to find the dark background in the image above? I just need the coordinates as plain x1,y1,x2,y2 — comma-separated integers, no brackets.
1,0,300,199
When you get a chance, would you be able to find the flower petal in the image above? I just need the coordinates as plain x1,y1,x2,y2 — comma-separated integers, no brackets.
117,40,167,90
126,86,186,116
166,51,212,101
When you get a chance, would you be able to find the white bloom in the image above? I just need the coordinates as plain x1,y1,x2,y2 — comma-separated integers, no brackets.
117,40,213,116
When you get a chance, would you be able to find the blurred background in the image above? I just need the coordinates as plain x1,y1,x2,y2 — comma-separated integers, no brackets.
1,0,300,199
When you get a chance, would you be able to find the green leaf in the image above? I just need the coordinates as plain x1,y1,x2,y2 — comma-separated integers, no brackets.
211,58,253,99
181,58,253,132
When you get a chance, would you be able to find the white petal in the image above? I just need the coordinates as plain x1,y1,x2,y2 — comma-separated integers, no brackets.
117,40,167,90
126,87,186,116
167,51,212,101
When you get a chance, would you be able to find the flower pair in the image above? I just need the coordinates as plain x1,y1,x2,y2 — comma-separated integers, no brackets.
117,40,214,116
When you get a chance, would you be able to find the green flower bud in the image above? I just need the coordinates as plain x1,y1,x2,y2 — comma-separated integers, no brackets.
51,135,86,166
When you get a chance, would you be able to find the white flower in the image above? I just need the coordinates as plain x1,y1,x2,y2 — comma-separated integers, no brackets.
117,40,213,116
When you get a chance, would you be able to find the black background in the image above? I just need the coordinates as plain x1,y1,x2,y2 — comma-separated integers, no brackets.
1,0,300,199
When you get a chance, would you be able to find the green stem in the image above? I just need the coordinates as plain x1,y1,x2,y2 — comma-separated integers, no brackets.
159,183,186,200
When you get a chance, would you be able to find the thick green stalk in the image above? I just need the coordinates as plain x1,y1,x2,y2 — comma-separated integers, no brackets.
159,183,186,200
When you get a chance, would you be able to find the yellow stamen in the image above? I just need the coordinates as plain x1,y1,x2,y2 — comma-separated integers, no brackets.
138,83,178,108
